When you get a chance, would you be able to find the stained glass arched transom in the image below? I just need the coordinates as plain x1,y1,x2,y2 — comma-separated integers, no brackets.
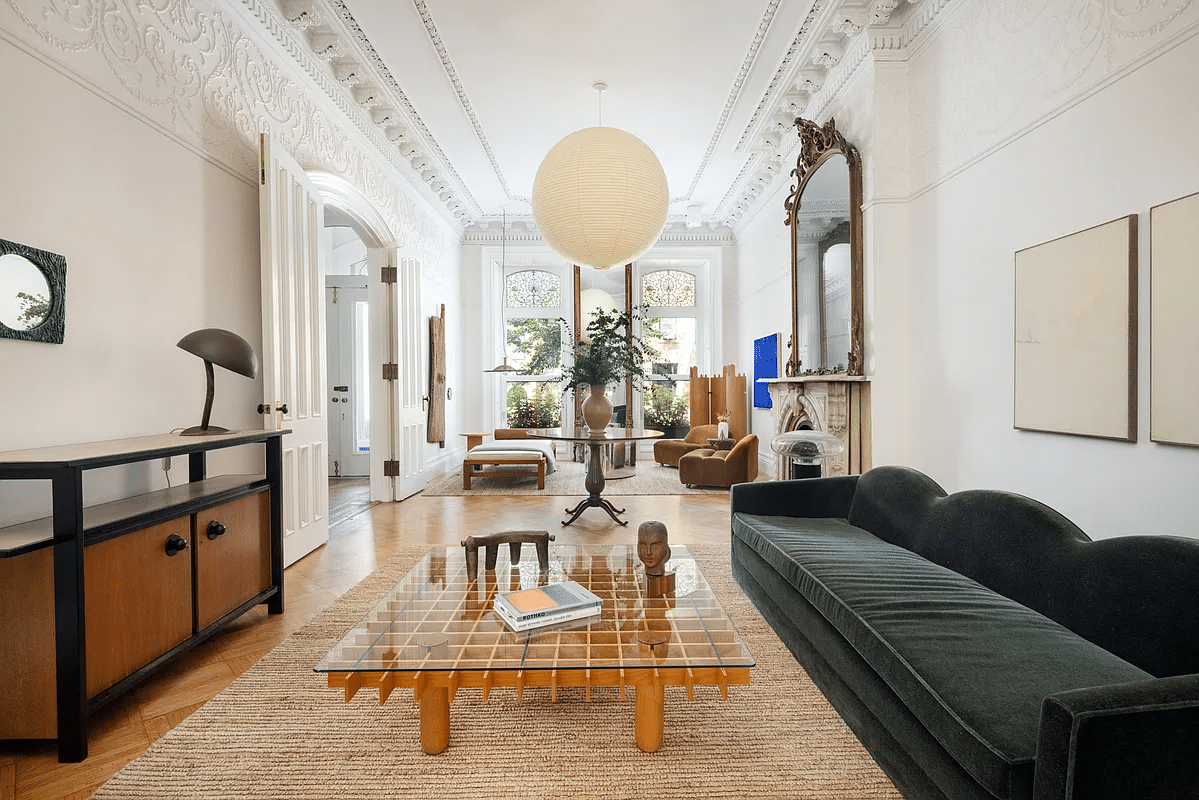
505,269,561,308
641,269,696,308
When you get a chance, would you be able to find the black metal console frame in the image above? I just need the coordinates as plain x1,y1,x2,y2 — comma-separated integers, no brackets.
0,429,287,762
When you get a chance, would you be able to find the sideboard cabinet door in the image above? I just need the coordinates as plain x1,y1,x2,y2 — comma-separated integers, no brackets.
84,519,194,698
195,491,271,631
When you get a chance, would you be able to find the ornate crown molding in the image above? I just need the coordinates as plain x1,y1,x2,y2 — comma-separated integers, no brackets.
720,0,947,232
3,0,461,283
462,217,734,247
672,0,784,205
411,0,512,201
321,0,481,222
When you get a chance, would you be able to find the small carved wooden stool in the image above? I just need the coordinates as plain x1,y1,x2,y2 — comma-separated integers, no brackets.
460,530,555,580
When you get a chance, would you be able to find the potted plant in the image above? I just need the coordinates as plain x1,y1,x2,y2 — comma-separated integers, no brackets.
643,384,690,439
559,305,657,431
505,383,562,429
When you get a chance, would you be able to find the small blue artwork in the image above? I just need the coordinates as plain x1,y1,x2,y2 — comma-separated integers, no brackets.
753,333,779,409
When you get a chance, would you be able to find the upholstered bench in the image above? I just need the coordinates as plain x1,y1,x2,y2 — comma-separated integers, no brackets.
462,449,546,489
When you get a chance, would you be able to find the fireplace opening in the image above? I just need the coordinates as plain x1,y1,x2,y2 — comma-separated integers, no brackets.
789,421,820,480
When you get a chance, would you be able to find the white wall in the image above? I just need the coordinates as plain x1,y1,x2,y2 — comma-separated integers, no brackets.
733,2,1199,539
895,27,1199,539
0,38,263,525
0,0,466,522
732,179,793,452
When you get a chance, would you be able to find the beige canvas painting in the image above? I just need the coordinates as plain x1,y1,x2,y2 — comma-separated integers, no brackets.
1150,192,1199,446
1014,215,1137,440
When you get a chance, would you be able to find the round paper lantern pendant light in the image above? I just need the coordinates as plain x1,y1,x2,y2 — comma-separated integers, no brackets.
532,86,668,270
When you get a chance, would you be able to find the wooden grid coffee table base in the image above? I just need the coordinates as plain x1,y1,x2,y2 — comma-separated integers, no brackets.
326,665,751,753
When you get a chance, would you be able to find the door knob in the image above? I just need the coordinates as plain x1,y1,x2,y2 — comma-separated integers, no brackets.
164,533,189,556
206,520,227,540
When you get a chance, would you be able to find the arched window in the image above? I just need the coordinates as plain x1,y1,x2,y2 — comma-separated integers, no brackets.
505,269,561,308
641,269,696,308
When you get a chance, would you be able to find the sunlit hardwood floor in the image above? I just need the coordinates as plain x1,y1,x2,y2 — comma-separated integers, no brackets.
0,478,732,800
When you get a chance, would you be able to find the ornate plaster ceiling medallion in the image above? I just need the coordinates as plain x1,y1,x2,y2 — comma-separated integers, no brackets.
532,106,669,271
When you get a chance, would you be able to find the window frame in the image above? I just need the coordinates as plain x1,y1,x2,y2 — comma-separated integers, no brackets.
501,264,568,431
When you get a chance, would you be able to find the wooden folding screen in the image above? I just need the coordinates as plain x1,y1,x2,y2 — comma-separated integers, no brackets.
689,365,747,440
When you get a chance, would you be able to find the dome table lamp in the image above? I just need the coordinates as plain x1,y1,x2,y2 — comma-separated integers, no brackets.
176,328,260,436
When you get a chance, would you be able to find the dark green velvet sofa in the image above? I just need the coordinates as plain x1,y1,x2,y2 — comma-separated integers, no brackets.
730,465,1199,800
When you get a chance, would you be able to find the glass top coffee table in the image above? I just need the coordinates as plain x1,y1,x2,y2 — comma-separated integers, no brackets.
315,543,754,754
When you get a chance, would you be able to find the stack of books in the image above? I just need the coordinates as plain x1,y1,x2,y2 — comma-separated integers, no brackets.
493,581,603,632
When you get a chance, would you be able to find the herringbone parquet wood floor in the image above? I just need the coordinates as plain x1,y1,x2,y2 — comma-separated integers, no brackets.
0,481,731,800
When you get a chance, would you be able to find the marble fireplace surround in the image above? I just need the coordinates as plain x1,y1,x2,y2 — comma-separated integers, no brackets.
764,376,871,480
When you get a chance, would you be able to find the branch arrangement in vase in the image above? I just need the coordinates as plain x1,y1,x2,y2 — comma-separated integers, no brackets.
558,305,658,391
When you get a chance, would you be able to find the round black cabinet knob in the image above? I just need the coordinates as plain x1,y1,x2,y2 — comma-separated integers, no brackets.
164,533,189,556
206,520,227,540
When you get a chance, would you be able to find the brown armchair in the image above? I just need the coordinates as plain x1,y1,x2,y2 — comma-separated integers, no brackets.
677,434,759,488
653,424,719,467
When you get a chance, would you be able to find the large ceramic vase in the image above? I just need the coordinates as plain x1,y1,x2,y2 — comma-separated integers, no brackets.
581,384,614,432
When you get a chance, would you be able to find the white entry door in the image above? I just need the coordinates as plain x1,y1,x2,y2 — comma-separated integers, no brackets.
259,134,329,567
326,280,370,477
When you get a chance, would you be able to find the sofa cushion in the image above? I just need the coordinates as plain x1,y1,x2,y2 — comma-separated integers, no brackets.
732,514,1153,800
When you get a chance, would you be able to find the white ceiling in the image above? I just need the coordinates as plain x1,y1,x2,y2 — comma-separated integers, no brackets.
308,0,925,230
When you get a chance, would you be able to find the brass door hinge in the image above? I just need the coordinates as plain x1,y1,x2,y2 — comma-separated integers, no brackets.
381,266,398,284
382,363,399,380
383,460,400,477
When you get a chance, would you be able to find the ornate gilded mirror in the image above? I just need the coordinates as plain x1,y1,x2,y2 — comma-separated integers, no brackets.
0,238,67,344
784,118,863,376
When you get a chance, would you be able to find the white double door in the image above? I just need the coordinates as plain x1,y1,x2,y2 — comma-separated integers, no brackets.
259,135,329,567
326,278,370,478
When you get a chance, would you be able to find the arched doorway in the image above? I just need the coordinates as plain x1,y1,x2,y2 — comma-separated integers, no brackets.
309,171,400,504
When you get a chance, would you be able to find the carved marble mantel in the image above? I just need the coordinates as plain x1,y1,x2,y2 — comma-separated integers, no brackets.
764,375,871,480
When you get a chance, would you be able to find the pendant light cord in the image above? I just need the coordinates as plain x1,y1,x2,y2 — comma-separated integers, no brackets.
593,82,607,127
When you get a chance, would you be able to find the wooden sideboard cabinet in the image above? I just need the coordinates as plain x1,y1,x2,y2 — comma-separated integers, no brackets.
0,430,286,762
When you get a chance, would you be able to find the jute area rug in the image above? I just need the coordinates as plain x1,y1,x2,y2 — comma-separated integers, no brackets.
422,459,728,497
91,545,900,800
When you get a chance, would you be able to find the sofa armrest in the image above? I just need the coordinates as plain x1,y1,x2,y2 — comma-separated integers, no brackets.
1033,673,1199,800
729,475,859,518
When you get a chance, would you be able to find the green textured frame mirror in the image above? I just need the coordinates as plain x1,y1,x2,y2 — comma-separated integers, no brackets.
0,238,67,344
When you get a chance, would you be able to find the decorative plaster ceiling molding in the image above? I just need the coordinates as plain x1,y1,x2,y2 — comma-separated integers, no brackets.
318,0,482,223
307,29,344,60
279,0,321,29
734,0,832,152
404,0,785,226
907,0,1199,196
412,0,513,202
241,0,474,234
341,0,787,225
462,223,735,247
869,0,901,26
720,0,947,231
2,0,460,283
674,0,784,204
